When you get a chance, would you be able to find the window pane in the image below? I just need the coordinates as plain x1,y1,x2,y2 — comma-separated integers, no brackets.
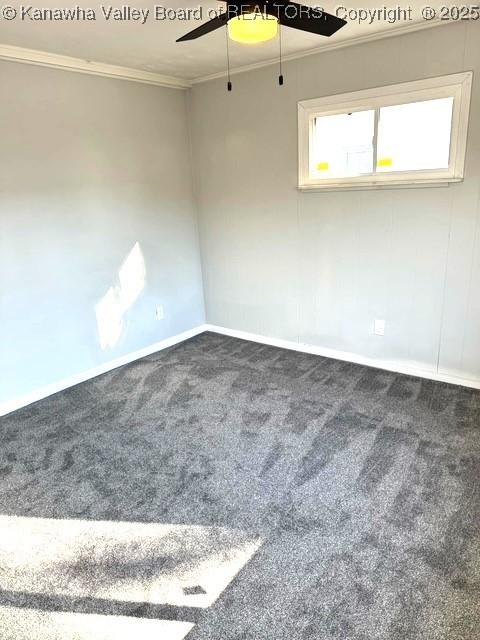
376,97,453,173
312,110,374,179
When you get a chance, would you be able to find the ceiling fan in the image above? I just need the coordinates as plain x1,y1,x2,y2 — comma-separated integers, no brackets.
177,2,347,89
177,1,346,43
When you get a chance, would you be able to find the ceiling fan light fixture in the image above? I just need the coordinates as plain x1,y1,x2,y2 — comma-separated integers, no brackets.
227,12,278,44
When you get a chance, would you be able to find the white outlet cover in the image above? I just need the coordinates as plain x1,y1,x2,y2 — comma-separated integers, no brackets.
374,319,385,336
155,305,164,320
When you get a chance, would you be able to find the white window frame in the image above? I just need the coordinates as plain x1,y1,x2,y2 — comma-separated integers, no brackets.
298,72,473,191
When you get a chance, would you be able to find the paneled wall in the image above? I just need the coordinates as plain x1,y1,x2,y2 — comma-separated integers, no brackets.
190,22,480,384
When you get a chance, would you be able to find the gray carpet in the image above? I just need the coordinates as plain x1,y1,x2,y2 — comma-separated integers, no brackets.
0,331,479,639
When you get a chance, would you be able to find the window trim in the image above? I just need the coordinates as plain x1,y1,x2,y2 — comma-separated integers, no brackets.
297,72,473,191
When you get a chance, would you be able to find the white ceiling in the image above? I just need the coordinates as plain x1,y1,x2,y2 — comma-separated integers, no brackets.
0,1,443,81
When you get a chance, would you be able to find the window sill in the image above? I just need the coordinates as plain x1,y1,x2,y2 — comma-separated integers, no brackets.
298,177,463,192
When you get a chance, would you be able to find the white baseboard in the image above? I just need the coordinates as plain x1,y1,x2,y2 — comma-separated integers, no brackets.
0,325,208,417
204,324,480,390
3,321,479,417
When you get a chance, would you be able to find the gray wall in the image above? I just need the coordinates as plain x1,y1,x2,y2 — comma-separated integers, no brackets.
190,22,480,383
0,61,205,404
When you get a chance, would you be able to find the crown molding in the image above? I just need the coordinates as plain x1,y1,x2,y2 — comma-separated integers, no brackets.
192,19,445,84
0,43,191,89
0,19,448,89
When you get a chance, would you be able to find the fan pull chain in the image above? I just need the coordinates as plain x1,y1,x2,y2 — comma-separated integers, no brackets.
226,25,232,91
278,23,284,86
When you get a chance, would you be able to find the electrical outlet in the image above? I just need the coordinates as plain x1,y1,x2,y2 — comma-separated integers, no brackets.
155,305,164,321
374,319,385,336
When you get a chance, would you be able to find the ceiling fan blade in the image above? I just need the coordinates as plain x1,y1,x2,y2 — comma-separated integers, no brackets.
176,12,230,41
275,2,346,37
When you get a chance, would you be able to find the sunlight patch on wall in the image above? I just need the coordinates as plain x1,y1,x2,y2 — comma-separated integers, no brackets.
0,515,262,609
0,606,193,640
95,242,146,350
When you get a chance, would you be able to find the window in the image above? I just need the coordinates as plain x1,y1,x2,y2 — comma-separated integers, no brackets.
298,72,472,190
